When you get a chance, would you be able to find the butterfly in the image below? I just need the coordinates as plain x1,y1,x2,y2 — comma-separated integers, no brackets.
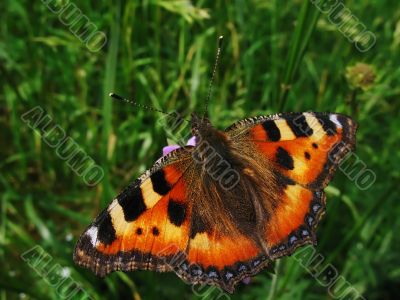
74,108,357,293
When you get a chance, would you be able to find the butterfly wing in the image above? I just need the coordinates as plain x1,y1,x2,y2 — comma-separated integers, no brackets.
74,147,195,276
225,112,357,258
74,145,269,293
183,194,270,293
183,235,270,293
227,112,357,188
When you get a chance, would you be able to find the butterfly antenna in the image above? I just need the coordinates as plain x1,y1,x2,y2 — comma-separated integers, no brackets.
204,35,223,118
109,93,189,122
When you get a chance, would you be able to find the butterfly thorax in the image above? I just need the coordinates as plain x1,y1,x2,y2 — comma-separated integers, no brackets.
190,113,232,162
190,113,215,140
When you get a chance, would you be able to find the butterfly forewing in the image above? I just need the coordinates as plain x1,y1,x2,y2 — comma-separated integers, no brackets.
74,147,194,275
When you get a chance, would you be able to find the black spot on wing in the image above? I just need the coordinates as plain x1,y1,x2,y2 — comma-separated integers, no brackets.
205,266,220,280
316,115,337,136
305,151,311,160
118,186,146,222
222,268,235,284
337,115,351,138
189,264,203,278
262,120,281,141
276,147,294,170
168,200,187,226
286,115,313,137
97,212,116,245
150,169,171,195
152,227,160,236
274,172,296,209
275,172,295,189
190,212,208,239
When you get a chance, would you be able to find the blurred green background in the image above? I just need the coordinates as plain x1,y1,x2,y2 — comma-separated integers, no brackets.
1,0,399,299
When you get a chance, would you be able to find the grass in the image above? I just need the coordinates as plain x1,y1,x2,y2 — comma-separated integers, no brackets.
1,0,400,299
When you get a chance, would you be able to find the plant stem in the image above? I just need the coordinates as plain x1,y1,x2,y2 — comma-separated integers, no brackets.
278,0,323,111
101,0,121,207
267,259,281,300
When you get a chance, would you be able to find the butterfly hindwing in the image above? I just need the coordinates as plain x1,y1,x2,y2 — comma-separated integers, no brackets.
264,180,326,258
184,221,269,293
74,145,270,293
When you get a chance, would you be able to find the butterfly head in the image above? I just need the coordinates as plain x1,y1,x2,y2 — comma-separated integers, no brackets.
190,112,230,161
191,113,213,136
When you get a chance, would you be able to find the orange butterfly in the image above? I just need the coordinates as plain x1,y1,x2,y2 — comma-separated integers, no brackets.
74,36,357,293
74,109,357,292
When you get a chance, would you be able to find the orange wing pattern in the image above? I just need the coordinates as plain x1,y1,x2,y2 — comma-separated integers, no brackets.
74,146,269,293
265,182,326,259
226,112,356,258
183,225,269,293
247,112,356,189
74,148,193,276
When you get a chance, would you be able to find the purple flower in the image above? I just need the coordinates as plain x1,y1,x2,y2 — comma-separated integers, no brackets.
162,136,197,156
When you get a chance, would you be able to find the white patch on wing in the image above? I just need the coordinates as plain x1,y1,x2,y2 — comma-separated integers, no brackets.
86,226,98,246
329,114,342,128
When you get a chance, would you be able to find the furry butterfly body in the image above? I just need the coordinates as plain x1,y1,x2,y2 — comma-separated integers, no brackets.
74,111,357,293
